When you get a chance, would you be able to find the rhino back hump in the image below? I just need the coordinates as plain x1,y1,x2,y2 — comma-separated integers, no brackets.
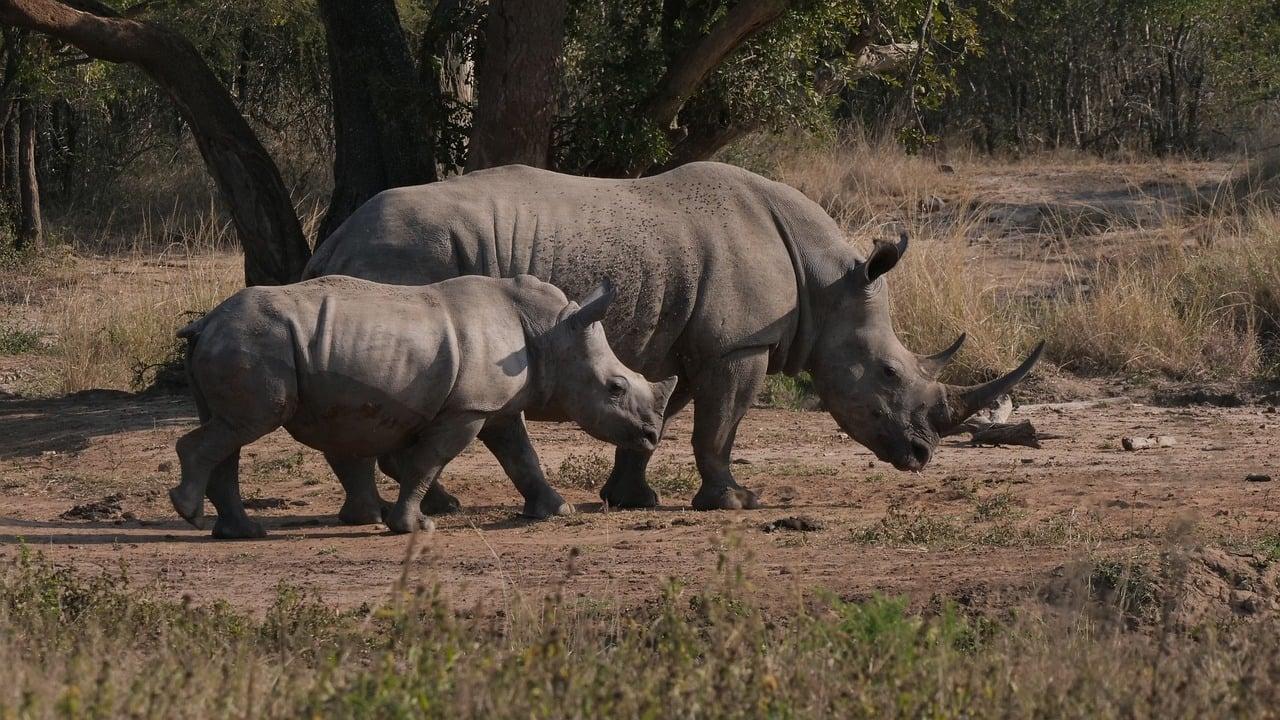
309,162,849,376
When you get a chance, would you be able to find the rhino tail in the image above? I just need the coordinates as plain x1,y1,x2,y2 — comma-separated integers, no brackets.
176,313,209,340
177,319,213,423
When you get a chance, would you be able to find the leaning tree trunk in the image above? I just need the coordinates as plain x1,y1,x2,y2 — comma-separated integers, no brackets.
465,0,566,172
14,95,38,248
0,0,309,285
315,0,436,243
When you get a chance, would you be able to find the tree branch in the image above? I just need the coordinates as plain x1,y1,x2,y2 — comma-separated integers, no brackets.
640,0,789,136
0,0,310,284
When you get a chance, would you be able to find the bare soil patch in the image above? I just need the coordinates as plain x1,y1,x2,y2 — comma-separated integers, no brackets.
1,389,1275,616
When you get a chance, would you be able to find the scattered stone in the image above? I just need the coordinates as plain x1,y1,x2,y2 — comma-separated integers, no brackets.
1121,435,1176,451
243,497,289,510
157,461,173,472
762,515,824,533
631,519,667,531
731,458,752,465
1246,474,1273,483
671,517,699,527
938,163,955,173
60,494,126,522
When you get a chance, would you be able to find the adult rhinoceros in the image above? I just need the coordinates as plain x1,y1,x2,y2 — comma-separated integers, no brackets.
303,161,1042,514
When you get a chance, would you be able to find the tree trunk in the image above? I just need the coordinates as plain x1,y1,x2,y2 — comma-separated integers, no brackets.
315,0,436,243
14,94,38,248
2,114,15,211
466,0,566,172
0,0,309,285
420,0,474,176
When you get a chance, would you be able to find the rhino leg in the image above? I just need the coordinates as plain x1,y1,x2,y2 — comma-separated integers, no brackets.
172,418,259,529
600,381,693,509
329,456,460,520
206,449,266,539
689,349,767,511
378,418,483,534
420,479,463,515
327,455,386,525
479,416,572,519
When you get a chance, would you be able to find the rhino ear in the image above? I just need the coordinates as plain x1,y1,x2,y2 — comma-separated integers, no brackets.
569,278,616,329
861,232,908,284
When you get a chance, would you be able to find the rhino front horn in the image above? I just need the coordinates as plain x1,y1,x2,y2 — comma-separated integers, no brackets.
944,341,1045,427
918,333,966,378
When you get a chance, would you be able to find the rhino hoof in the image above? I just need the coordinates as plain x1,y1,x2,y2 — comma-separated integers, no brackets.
169,485,205,527
691,486,760,511
599,482,659,510
420,487,462,515
211,517,266,539
384,508,435,534
338,499,385,526
522,493,575,520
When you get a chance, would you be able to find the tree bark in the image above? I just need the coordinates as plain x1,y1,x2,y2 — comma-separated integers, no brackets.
315,0,436,243
0,0,309,285
14,94,39,248
466,0,566,172
640,1,788,137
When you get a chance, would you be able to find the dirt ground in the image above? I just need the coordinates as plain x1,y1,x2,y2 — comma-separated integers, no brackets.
2,158,1276,616
1,388,1276,613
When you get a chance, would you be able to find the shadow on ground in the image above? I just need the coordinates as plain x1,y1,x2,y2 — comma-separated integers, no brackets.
0,389,194,459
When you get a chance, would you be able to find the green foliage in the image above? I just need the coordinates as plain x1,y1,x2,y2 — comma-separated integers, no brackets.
0,325,43,355
557,0,996,173
937,0,1280,153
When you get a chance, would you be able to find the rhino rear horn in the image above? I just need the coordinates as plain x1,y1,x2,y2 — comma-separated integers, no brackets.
944,341,1045,428
919,333,966,378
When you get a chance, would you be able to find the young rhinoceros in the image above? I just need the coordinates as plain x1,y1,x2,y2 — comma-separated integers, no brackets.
170,274,676,538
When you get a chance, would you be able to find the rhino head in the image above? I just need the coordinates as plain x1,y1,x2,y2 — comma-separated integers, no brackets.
548,278,678,452
810,233,1044,471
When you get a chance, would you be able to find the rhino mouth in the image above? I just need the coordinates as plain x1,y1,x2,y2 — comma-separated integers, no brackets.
842,424,935,472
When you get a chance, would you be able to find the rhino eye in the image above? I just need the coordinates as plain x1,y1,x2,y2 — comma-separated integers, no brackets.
883,365,898,378
607,377,629,397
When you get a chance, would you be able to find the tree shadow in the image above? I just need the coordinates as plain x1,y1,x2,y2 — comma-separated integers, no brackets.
0,389,195,460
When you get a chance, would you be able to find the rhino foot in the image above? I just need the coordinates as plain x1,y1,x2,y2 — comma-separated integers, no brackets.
383,505,436,534
420,484,462,515
691,485,760,511
211,516,266,539
599,482,659,510
169,484,207,529
521,489,575,520
338,497,387,526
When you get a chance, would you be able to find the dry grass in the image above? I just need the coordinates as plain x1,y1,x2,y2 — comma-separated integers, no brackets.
4,540,1280,718
752,130,1280,385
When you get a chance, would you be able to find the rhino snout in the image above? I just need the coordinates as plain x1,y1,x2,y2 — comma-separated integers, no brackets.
899,439,933,472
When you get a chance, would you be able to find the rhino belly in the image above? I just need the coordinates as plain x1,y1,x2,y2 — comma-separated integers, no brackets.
283,374,430,458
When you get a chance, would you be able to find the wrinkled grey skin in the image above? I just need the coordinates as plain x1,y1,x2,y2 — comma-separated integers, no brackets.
304,161,1042,512
170,274,677,538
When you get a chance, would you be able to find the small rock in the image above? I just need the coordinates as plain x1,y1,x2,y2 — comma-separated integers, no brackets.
1121,435,1176,451
731,458,752,465
157,461,173,472
762,516,824,533
1245,474,1272,483
939,164,955,174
